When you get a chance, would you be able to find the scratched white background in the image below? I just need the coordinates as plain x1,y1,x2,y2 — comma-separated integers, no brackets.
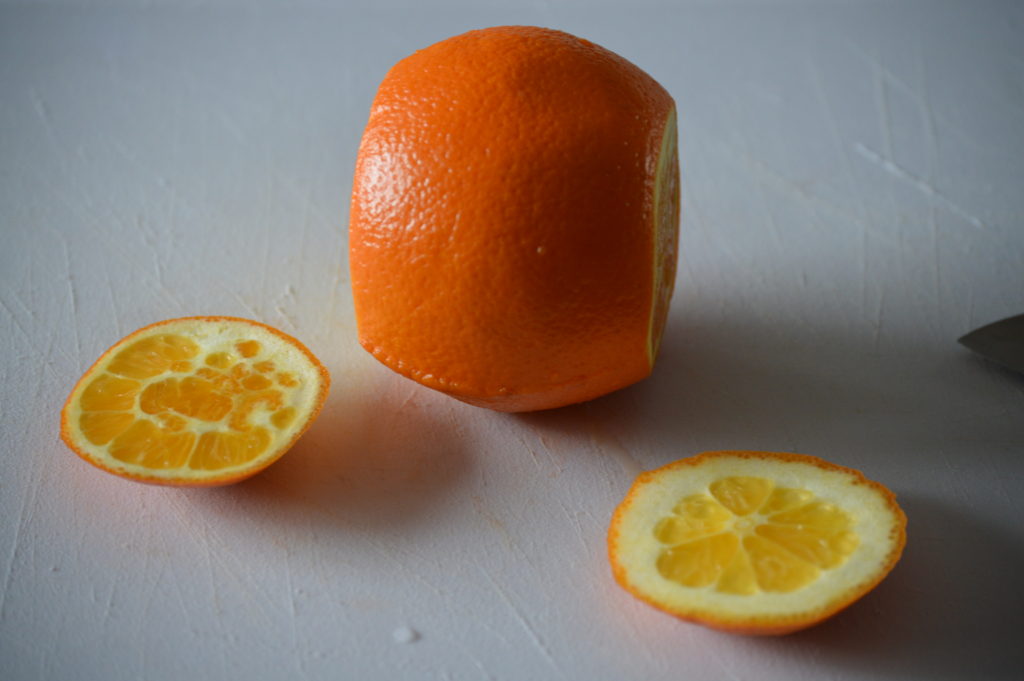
2,1,1023,680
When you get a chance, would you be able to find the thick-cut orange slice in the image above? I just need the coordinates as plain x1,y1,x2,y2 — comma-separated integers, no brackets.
608,451,907,635
61,317,330,486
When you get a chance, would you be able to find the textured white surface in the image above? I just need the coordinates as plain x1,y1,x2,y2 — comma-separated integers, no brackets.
2,2,1023,680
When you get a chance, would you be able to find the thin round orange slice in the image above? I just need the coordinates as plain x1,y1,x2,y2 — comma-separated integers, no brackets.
60,317,330,486
608,451,907,635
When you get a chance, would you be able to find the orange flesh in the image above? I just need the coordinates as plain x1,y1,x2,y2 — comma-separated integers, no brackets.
78,336,301,472
648,109,680,364
654,476,860,595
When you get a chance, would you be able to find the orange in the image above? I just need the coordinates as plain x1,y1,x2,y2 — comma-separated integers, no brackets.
608,451,907,635
60,317,330,486
349,26,679,412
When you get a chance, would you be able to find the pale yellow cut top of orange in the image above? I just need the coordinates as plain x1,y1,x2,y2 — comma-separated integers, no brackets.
60,317,330,486
608,451,907,635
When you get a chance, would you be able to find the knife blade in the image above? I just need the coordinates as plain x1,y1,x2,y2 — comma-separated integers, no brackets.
958,314,1024,374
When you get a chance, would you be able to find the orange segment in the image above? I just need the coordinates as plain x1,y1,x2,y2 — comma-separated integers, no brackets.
653,495,732,544
716,546,758,595
656,533,739,589
270,407,297,430
242,374,273,391
108,420,196,469
60,317,330,486
107,334,199,379
760,487,815,515
79,412,135,446
608,451,907,635
205,352,234,369
191,428,271,471
80,374,141,412
709,477,775,516
742,534,821,593
139,377,234,422
349,26,679,412
235,340,261,358
755,523,859,570
769,499,854,528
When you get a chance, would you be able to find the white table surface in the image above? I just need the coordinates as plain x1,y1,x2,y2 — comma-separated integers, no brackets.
2,2,1023,680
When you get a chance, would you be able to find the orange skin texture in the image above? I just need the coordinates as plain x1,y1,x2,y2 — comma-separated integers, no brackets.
349,26,677,412
60,316,331,487
607,451,908,635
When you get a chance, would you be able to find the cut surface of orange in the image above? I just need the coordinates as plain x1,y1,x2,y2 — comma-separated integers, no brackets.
61,317,330,486
349,26,679,412
608,451,906,635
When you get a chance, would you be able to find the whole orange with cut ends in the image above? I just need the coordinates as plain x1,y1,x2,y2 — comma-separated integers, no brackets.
608,451,907,635
60,317,330,486
349,26,679,412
